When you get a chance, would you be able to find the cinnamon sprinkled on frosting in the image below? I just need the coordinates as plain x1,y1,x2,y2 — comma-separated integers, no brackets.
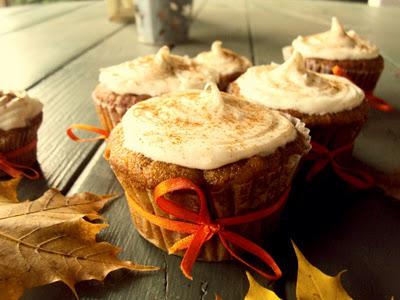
121,83,299,169
0,89,43,131
233,51,365,115
292,17,379,60
99,46,218,96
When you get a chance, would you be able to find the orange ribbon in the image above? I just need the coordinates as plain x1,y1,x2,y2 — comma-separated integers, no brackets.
66,124,109,142
332,65,394,112
127,177,288,281
306,141,374,189
0,140,40,180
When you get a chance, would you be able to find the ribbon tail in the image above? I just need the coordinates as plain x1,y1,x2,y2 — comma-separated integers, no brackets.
168,234,194,254
66,124,109,142
332,162,375,189
180,226,213,280
0,160,22,178
0,160,39,180
306,159,329,182
365,93,394,112
219,231,282,281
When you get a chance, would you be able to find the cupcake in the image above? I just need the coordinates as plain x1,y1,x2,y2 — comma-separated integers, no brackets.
283,17,383,92
194,41,252,91
105,83,310,261
0,90,43,177
93,46,218,132
229,51,367,149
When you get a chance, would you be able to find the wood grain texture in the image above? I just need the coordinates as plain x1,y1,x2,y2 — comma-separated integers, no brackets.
248,0,400,173
0,2,123,90
0,3,38,17
259,0,400,67
8,0,400,299
0,2,90,36
20,25,161,201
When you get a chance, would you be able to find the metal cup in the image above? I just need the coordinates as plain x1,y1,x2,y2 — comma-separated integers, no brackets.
135,0,193,45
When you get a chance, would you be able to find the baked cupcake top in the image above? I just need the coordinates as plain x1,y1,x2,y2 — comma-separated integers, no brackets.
0,89,43,131
99,46,218,96
292,17,379,60
121,83,301,170
194,41,252,77
233,51,364,115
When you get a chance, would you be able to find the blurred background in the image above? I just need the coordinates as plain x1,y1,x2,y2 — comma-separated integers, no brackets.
0,0,369,8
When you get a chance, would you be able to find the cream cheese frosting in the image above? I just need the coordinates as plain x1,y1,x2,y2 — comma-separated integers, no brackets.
99,46,218,96
292,17,379,60
0,89,43,131
234,51,365,115
121,83,299,170
194,41,252,76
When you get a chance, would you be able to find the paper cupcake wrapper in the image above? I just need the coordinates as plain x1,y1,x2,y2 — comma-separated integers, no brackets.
124,152,302,262
0,113,42,177
94,102,122,133
92,92,150,132
304,56,384,92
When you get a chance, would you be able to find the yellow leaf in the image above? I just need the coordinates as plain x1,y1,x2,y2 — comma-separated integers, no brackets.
0,179,158,300
0,177,21,204
292,241,352,300
245,272,281,300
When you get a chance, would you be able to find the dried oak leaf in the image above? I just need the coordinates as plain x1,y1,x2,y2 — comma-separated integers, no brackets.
0,184,158,300
292,241,352,300
244,272,281,300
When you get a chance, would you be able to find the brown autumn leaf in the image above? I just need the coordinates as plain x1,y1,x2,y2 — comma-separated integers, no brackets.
0,177,20,204
0,181,158,300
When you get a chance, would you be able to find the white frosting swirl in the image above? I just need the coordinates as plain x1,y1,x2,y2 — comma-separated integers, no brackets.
0,90,43,131
292,17,379,60
121,83,299,170
234,51,364,115
194,41,252,76
99,46,218,96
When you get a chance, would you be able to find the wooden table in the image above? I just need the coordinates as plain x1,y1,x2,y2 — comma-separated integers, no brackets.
1,1,400,299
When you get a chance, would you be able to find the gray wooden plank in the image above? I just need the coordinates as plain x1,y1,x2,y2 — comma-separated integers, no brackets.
0,2,91,36
22,25,159,199
0,4,39,17
172,0,252,60
258,0,400,67
0,2,123,90
248,0,400,173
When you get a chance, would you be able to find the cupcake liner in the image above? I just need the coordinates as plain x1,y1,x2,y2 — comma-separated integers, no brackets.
92,90,151,132
304,55,384,92
0,113,42,177
123,149,303,262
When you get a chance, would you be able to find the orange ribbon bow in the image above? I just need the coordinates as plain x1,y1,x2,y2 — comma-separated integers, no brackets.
66,124,109,142
127,177,288,281
0,140,40,180
332,65,394,112
306,141,374,189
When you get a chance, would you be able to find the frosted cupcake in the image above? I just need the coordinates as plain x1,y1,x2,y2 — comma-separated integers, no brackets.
283,17,383,92
0,90,43,177
93,46,218,132
229,52,367,149
194,41,252,91
105,84,310,261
